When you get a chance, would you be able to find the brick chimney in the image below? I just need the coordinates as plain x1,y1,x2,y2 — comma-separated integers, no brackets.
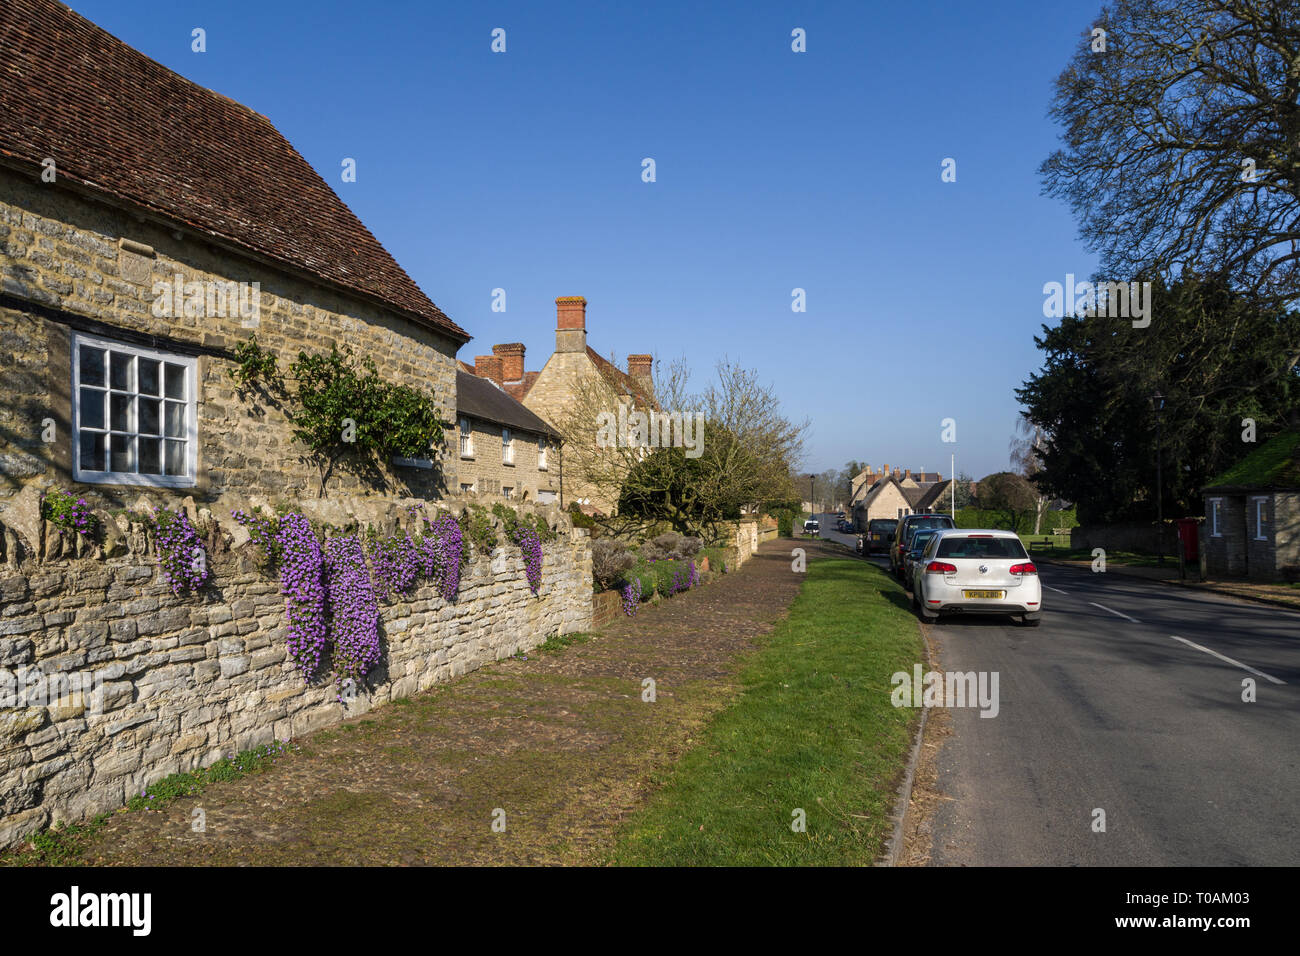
556,296,587,353
474,354,504,386
627,354,653,384
904,469,911,479
492,343,525,382
883,464,890,480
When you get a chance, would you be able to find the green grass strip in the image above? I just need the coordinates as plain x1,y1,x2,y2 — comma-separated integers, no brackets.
610,553,924,866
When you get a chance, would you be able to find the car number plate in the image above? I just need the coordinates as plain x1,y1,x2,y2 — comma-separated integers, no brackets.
962,590,1004,599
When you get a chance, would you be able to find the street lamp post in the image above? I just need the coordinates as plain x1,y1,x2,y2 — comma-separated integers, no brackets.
1151,390,1165,566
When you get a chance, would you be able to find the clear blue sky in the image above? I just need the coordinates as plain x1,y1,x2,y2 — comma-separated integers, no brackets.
68,0,1104,480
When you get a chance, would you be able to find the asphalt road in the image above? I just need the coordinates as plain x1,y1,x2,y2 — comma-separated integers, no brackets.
810,514,1299,865
924,560,1300,866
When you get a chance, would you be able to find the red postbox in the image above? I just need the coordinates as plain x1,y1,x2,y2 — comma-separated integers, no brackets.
1176,518,1199,562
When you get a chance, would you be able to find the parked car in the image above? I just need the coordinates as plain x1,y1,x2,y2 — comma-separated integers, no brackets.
910,529,1042,626
890,513,956,578
903,529,940,580
803,519,820,537
864,518,898,555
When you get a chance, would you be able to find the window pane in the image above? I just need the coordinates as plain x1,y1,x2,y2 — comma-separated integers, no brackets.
79,431,105,471
138,437,161,474
165,440,185,476
110,393,132,432
165,401,185,437
138,398,161,435
109,434,134,472
79,347,106,387
110,352,133,390
164,363,185,399
138,358,160,396
79,388,105,429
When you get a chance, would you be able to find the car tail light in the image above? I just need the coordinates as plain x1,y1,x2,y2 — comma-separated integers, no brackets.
925,561,957,574
1009,562,1038,575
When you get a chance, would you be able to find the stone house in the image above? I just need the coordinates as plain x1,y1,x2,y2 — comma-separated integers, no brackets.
1202,431,1300,581
451,369,561,503
849,468,949,530
0,0,594,850
850,476,915,530
463,296,657,515
0,0,471,528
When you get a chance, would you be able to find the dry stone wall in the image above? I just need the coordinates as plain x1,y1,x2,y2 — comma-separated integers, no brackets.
0,496,593,850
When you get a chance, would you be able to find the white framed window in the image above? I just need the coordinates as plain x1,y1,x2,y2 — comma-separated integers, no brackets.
537,437,548,471
1209,498,1222,537
502,427,514,465
73,333,196,487
503,486,513,500
459,417,473,458
459,481,475,495
1253,497,1268,540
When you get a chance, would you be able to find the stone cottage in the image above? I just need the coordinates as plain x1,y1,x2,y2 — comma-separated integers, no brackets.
1202,431,1300,581
451,369,561,503
0,0,593,850
1,0,469,515
463,296,658,515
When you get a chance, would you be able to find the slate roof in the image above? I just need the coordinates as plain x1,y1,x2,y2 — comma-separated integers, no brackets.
912,480,953,512
0,0,468,343
456,370,559,438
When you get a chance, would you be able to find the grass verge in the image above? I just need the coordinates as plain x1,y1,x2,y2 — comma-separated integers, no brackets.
608,552,923,866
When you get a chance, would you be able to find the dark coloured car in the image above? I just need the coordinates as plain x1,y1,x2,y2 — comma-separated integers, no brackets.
863,518,899,555
890,513,956,579
903,528,940,580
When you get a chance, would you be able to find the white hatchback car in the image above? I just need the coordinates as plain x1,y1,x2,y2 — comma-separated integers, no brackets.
910,529,1042,626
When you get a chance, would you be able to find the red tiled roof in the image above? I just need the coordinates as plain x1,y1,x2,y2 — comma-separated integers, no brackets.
503,370,540,401
0,0,468,343
586,347,656,407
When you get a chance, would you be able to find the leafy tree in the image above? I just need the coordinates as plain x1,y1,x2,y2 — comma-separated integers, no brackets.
976,472,1040,533
1016,277,1300,523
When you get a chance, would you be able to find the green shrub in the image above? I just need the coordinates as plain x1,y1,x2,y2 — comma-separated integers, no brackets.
700,546,730,572
624,558,658,600
459,505,498,556
774,508,795,537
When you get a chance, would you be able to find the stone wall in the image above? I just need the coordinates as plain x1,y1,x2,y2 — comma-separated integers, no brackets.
1069,521,1182,557
0,496,593,850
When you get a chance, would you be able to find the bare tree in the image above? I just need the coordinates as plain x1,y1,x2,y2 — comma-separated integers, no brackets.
1041,0,1300,383
552,357,806,538
1009,413,1052,534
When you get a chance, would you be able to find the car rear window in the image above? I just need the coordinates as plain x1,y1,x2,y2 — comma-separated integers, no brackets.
869,520,897,533
909,531,937,551
909,517,954,531
935,536,1029,559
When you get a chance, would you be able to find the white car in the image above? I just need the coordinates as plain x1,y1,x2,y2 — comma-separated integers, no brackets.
803,519,820,537
910,529,1042,626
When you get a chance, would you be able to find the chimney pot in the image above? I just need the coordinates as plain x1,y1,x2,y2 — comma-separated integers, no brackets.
492,343,525,382
474,354,504,386
627,354,653,382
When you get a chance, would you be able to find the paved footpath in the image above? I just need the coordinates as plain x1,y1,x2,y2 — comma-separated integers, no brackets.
32,539,810,866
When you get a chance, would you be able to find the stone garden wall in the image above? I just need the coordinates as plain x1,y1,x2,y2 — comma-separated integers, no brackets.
0,495,593,850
